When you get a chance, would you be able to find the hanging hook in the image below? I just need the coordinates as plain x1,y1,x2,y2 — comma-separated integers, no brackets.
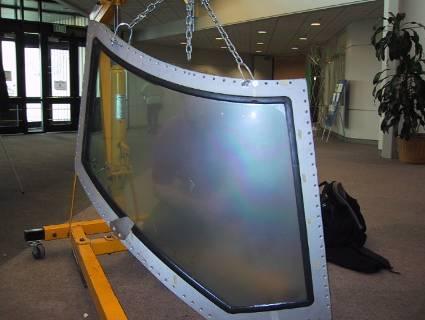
238,63,255,86
112,22,133,46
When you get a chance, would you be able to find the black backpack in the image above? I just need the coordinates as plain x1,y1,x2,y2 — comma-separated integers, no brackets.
320,181,398,274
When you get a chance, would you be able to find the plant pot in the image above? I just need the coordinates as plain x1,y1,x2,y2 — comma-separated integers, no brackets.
397,135,425,164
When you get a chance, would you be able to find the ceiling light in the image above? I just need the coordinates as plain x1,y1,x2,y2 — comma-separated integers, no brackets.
180,42,187,45
256,42,265,45
215,37,223,40
291,47,299,50
255,50,263,53
257,30,267,34
311,22,321,26
299,37,308,40
220,46,227,49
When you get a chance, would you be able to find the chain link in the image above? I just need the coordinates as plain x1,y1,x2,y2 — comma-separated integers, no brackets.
114,0,254,82
185,0,195,61
200,0,254,81
128,0,166,29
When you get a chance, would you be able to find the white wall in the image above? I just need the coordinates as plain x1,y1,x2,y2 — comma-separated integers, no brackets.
342,19,381,140
136,43,253,79
323,19,381,141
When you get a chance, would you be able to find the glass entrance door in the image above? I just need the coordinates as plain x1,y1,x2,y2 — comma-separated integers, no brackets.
0,32,24,133
24,32,43,132
44,37,81,131
0,20,86,134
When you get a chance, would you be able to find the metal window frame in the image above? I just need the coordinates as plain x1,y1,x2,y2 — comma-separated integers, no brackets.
75,21,332,320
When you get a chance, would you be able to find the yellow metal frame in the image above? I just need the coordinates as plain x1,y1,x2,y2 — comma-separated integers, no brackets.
43,219,128,320
32,2,150,319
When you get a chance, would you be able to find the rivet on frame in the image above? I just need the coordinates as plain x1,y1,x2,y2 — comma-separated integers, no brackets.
265,82,268,85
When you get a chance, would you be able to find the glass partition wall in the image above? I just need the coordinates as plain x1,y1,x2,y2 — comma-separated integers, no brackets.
82,46,314,313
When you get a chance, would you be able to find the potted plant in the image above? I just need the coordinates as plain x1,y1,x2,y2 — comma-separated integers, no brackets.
372,12,425,163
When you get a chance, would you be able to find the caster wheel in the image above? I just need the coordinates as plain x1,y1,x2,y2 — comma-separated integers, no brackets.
32,243,45,260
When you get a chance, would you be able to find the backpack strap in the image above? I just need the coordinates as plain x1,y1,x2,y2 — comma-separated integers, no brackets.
357,247,400,274
319,181,331,188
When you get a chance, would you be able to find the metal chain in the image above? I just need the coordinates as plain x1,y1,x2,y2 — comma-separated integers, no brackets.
113,0,255,82
128,0,166,28
185,0,195,61
112,0,166,45
200,0,254,81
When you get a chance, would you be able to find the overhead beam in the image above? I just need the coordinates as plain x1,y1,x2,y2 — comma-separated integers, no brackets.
135,0,378,41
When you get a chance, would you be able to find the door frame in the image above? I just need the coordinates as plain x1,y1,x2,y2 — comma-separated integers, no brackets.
0,18,86,134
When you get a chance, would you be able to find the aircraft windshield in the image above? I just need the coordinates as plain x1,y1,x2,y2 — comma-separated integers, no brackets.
82,47,313,311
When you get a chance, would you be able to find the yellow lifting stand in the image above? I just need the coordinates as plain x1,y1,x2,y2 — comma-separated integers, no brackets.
24,1,132,319
25,217,129,320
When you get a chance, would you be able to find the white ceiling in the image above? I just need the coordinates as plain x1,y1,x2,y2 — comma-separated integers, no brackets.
60,0,384,56
145,0,384,56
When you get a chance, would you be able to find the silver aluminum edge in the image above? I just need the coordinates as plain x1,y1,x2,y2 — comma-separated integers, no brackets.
75,20,332,320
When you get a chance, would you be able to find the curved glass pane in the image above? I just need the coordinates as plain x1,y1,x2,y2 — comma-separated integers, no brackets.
83,48,312,311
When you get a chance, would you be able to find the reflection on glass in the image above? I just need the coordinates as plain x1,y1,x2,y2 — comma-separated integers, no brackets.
84,51,311,310
24,47,41,97
1,7,16,19
1,40,17,96
50,48,70,97
78,46,85,96
23,9,39,22
26,103,42,122
52,103,71,122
